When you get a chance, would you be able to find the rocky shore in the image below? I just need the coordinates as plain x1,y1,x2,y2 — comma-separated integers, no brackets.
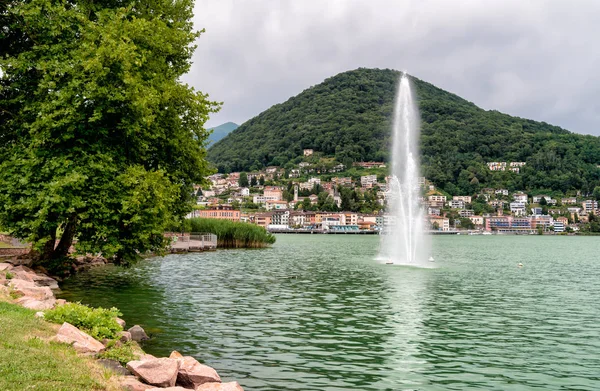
0,258,244,391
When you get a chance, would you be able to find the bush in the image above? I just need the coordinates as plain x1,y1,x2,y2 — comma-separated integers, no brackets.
5,271,13,280
45,302,122,340
97,342,136,366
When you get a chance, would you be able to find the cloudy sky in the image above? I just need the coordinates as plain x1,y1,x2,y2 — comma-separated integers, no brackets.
185,0,600,136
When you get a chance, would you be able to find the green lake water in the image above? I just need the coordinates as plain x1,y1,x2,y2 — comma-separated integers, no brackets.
58,235,600,390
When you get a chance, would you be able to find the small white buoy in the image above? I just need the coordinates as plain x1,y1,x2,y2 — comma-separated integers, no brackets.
429,256,435,262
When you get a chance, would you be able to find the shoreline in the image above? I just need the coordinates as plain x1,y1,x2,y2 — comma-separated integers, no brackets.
0,257,246,391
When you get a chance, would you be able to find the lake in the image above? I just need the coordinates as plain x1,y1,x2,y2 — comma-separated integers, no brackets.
58,235,600,391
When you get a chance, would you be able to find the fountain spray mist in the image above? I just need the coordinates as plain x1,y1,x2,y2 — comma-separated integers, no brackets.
378,72,430,266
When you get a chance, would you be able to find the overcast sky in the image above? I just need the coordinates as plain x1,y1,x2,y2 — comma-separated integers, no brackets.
185,0,600,136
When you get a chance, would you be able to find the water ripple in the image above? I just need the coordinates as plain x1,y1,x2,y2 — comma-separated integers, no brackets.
59,235,600,391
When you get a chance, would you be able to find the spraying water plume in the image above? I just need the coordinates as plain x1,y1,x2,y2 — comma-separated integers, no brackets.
378,72,430,266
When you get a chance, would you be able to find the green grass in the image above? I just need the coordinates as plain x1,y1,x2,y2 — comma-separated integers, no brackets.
0,298,120,391
0,242,13,248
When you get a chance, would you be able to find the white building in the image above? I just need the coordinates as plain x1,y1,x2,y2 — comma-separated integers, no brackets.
428,195,447,203
360,175,378,187
583,200,599,213
459,209,475,217
453,195,472,203
448,200,465,209
553,221,565,233
510,202,527,216
533,195,552,204
253,195,280,205
512,193,528,203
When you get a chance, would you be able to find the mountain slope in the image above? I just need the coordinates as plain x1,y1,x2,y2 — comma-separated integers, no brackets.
207,122,238,145
208,68,600,194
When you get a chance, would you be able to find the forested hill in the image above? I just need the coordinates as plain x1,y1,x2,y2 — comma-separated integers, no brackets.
207,68,600,194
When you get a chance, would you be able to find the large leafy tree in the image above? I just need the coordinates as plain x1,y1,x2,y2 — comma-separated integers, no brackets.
0,0,219,266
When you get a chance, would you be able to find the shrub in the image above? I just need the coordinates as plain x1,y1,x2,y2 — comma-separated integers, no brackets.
45,302,122,340
187,218,276,248
5,271,13,280
98,342,136,366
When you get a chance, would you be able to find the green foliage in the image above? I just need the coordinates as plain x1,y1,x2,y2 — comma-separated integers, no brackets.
187,218,276,248
0,0,219,266
208,68,600,195
239,172,249,188
98,342,136,366
44,302,122,340
5,272,14,280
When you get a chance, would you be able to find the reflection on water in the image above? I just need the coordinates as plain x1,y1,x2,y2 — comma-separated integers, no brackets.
59,235,600,391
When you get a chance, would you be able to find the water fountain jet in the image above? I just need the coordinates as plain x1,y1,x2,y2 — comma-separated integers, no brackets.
378,72,430,266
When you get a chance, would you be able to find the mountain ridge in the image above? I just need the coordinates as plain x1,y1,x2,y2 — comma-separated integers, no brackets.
207,121,238,145
207,68,600,195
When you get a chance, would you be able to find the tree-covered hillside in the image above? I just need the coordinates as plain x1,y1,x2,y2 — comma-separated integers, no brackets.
208,68,600,195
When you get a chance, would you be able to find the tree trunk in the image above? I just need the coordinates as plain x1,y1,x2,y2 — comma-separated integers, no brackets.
40,230,57,261
53,215,78,259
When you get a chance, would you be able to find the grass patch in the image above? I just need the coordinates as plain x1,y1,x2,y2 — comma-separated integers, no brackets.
0,299,120,391
44,302,123,340
0,242,13,248
185,218,276,248
98,341,136,366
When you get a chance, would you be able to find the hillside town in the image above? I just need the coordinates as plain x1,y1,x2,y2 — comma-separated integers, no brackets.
189,156,600,234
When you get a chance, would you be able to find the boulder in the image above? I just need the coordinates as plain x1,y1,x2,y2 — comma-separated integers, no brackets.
12,265,34,273
55,299,67,307
116,317,127,328
35,311,45,318
128,325,149,342
115,318,127,330
119,375,154,391
97,358,130,376
55,322,105,354
32,274,59,290
119,331,132,343
169,351,184,359
18,297,56,310
8,278,35,290
195,382,244,391
126,358,180,388
10,281,54,300
0,262,12,271
169,351,221,388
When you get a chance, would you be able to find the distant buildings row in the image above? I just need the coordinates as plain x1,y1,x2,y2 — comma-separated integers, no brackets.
189,204,589,234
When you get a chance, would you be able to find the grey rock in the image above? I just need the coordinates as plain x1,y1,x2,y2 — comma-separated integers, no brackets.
97,358,131,376
128,325,149,342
